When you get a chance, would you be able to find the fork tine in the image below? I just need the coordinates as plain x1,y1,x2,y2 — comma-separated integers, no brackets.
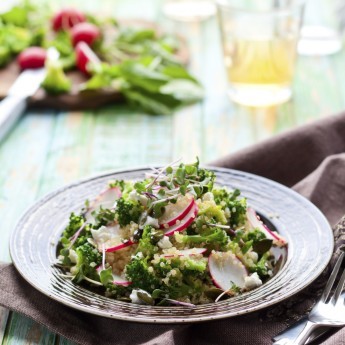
321,251,345,302
332,268,345,304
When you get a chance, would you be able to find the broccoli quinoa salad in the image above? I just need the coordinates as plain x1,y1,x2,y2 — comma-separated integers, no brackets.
56,159,287,307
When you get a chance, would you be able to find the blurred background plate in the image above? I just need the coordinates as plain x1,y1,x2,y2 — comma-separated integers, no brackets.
9,167,333,323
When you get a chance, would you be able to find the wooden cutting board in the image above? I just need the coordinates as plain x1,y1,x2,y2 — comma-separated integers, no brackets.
0,20,189,110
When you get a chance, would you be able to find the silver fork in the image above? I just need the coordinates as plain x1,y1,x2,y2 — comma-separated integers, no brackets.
290,251,345,345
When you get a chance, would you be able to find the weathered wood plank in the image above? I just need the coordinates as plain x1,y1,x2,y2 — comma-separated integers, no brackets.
0,110,57,345
0,111,56,262
0,308,9,345
2,313,56,345
57,336,77,345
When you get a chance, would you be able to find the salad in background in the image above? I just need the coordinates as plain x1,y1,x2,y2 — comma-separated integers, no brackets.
57,159,287,306
0,1,203,114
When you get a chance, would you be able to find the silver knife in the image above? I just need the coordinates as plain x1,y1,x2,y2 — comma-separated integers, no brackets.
0,47,59,141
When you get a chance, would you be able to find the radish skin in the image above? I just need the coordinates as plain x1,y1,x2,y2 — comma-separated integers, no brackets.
208,251,248,290
164,204,198,236
159,195,195,229
246,208,287,247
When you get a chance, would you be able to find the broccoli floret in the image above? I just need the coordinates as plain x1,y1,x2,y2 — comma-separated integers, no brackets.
41,58,71,95
93,207,116,229
175,227,229,250
76,243,101,268
105,283,131,299
213,188,247,227
60,213,84,243
135,225,159,257
115,197,142,227
244,229,266,242
125,256,160,292
153,257,208,299
109,180,134,198
249,252,270,278
198,201,227,224
72,242,102,283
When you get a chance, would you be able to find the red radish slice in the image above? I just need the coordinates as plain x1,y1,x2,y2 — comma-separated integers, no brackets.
52,8,85,31
17,47,47,70
159,195,195,229
208,251,248,290
163,248,206,258
246,208,287,247
164,204,198,236
91,224,134,252
96,266,132,286
105,240,134,253
85,187,121,223
75,42,101,75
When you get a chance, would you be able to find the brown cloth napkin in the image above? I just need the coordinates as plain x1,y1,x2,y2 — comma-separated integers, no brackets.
1,112,345,345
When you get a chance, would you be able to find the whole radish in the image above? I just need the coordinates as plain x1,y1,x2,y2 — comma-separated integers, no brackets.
71,22,101,46
17,47,47,70
52,8,85,31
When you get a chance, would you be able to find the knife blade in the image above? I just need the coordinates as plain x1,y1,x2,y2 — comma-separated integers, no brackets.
0,47,59,141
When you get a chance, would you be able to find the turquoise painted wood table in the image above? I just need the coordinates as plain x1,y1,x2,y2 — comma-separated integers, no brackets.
1,0,345,344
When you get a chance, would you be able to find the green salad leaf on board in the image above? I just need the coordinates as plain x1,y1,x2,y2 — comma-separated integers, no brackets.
0,0,203,114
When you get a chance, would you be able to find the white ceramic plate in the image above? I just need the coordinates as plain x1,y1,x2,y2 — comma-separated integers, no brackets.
10,167,333,323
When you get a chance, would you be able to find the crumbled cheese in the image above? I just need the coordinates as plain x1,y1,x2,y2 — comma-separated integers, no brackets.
129,190,139,201
157,236,173,249
248,251,259,263
224,207,230,218
129,289,150,304
91,225,121,246
244,273,263,290
143,216,159,228
202,192,214,201
68,249,78,264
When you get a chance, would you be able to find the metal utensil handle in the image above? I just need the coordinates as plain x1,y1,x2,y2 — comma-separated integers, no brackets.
272,317,329,344
0,95,27,141
292,320,319,345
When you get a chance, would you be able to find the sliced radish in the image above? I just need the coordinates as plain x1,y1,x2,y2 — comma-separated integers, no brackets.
208,251,248,290
159,194,195,229
164,204,198,236
105,240,134,253
91,224,134,252
246,208,287,247
163,248,207,258
75,41,101,75
96,266,132,286
85,187,122,223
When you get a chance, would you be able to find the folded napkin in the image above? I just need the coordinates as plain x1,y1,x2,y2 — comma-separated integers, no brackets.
1,112,345,345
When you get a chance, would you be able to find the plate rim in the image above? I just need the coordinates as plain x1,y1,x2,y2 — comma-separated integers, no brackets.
9,166,334,323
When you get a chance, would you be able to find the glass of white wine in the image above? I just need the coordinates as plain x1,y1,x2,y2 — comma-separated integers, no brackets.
217,0,305,107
